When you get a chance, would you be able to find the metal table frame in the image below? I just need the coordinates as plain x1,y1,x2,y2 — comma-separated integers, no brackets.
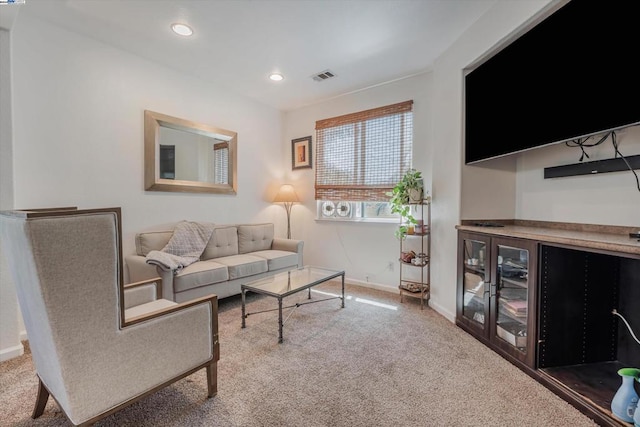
241,267,345,343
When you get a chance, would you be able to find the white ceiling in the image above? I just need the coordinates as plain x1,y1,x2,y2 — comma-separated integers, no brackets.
16,0,498,111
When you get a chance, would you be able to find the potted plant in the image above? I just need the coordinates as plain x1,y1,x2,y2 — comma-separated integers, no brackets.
387,168,425,239
392,205,417,240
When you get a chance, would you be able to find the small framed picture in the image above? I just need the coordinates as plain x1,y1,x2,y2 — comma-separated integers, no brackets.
292,136,312,170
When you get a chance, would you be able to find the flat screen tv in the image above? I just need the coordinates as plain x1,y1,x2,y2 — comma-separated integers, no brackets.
464,0,640,164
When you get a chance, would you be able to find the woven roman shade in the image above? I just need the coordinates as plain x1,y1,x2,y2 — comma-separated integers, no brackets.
315,100,413,201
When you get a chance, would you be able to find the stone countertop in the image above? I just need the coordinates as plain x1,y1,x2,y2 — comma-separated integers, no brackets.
456,221,640,257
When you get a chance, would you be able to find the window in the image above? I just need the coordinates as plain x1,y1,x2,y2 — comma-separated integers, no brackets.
317,201,397,221
315,100,413,221
213,142,228,184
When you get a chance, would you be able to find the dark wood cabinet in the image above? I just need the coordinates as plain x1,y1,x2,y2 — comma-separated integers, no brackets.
536,243,640,426
457,232,537,368
456,224,640,427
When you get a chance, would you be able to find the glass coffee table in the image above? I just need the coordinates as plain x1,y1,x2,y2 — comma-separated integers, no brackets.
241,266,345,343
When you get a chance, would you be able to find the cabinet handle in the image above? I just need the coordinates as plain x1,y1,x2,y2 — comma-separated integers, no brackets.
490,283,497,297
484,282,492,294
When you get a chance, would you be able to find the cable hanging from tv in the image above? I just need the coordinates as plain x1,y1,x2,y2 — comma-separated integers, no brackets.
549,129,640,193
610,131,640,193
564,132,609,162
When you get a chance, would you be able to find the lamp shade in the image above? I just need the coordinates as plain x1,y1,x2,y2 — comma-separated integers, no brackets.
273,184,300,203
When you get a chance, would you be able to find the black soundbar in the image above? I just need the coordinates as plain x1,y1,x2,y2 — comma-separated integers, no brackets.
544,155,640,179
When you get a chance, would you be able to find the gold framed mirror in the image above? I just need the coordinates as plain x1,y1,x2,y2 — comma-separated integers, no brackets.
144,110,237,194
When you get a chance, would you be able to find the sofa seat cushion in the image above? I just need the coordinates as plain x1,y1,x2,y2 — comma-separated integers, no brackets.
173,260,229,293
251,250,298,271
214,254,268,279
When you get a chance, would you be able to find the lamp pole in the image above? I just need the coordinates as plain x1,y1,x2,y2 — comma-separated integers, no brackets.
284,201,293,239
273,184,299,239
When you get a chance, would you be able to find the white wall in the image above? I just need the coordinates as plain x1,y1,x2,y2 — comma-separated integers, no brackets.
430,0,552,319
515,126,640,225
0,11,287,358
11,12,286,260
282,73,433,296
461,156,517,220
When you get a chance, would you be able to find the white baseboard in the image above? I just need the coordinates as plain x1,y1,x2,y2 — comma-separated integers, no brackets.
0,342,24,362
347,277,456,323
346,277,397,294
428,299,455,323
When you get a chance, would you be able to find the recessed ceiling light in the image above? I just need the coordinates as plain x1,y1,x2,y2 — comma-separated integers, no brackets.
269,73,284,82
171,23,193,37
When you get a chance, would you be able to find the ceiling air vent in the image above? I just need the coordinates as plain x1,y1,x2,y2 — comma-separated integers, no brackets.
312,69,336,82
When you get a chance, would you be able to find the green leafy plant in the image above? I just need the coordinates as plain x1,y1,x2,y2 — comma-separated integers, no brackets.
394,217,418,240
387,168,424,239
388,169,421,204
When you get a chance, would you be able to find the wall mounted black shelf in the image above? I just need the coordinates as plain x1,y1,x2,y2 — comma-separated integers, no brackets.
544,155,640,179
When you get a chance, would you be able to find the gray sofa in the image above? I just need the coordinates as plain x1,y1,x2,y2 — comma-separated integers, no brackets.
126,223,303,303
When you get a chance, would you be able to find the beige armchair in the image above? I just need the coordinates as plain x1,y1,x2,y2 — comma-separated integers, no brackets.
0,207,219,426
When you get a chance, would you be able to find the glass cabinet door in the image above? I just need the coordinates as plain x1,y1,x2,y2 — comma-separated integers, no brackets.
460,237,489,331
458,233,537,368
492,244,532,354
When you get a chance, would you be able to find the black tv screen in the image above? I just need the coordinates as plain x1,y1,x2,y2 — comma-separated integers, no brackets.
464,0,640,164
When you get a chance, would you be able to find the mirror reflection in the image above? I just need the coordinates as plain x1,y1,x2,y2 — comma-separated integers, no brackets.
144,110,237,194
158,127,229,184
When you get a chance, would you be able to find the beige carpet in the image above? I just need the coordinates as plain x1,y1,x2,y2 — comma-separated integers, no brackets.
0,282,597,426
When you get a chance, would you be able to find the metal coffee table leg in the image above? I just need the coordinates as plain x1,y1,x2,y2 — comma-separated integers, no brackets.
278,297,284,343
241,288,246,328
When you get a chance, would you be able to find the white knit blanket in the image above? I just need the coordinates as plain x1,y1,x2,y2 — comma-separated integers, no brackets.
146,221,215,274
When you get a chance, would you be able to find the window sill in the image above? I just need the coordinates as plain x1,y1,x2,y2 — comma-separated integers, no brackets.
314,217,398,224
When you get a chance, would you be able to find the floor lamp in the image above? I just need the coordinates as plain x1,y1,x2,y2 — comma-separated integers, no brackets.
273,184,299,239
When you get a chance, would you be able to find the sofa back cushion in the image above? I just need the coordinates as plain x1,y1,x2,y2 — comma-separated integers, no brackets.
135,231,173,256
238,224,273,254
201,226,239,260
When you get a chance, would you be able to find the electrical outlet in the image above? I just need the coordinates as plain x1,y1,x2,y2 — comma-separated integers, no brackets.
387,261,394,272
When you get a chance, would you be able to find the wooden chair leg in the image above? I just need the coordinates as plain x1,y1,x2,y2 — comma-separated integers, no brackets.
206,362,217,398
32,378,49,419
